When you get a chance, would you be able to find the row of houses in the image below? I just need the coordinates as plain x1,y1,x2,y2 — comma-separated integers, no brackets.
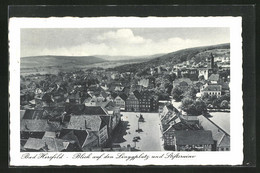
160,103,230,151
172,75,230,98
20,103,122,152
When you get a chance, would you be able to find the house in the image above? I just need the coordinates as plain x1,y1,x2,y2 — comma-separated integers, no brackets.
160,104,180,125
58,128,90,149
114,93,127,110
197,115,230,151
23,137,74,152
66,115,109,147
22,109,49,120
21,119,62,132
161,103,202,150
208,74,220,84
200,84,222,97
65,104,120,136
172,67,182,78
220,82,230,95
34,93,54,108
20,119,62,141
174,130,214,151
114,86,124,92
111,73,120,80
180,68,198,81
172,78,193,90
193,81,204,92
66,91,90,104
198,68,214,80
138,79,149,88
100,84,109,91
125,90,141,112
139,91,158,112
104,105,121,131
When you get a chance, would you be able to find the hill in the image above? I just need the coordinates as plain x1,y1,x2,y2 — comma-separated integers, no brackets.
21,55,107,68
94,54,165,61
111,43,230,73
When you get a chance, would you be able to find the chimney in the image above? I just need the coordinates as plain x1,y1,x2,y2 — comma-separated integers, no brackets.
85,120,87,129
44,142,49,151
25,124,29,130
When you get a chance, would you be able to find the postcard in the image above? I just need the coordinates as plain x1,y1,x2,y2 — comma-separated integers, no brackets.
9,17,243,166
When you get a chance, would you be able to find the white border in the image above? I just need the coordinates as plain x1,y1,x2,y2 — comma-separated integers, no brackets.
9,17,243,166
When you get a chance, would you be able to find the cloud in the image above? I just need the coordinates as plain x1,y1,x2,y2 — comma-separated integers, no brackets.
21,29,216,57
97,29,148,44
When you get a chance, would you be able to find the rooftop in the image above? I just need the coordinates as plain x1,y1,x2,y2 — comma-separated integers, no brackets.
21,119,61,132
68,115,101,131
174,130,214,145
203,85,221,91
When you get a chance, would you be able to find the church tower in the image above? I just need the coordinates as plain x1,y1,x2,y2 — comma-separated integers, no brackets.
207,53,214,69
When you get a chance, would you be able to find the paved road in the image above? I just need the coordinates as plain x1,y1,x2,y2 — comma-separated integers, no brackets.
111,112,164,151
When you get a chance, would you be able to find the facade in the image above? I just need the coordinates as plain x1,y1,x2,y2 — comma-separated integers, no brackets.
174,130,214,151
125,91,141,112
172,78,193,89
67,115,109,147
197,115,230,151
198,68,213,80
208,74,220,84
139,91,158,112
114,94,127,110
200,84,222,97
181,68,199,81
22,137,80,152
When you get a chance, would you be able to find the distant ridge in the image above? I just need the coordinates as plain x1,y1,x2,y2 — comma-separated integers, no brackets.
21,55,107,68
111,43,230,73
94,53,165,61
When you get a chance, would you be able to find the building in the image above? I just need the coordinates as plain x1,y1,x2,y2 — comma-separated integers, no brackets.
198,68,214,80
207,53,215,69
138,79,149,88
208,74,220,84
197,115,230,151
114,93,127,110
200,84,222,97
172,78,193,91
160,104,180,124
174,130,214,151
58,128,90,150
125,91,141,112
65,104,121,137
198,53,219,80
66,115,109,147
181,68,198,81
22,137,81,152
66,91,90,104
139,91,158,112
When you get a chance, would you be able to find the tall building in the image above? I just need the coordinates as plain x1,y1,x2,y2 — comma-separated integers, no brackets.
125,91,141,112
198,53,215,80
207,53,215,69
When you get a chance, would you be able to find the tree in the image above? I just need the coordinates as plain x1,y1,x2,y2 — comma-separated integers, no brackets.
171,86,184,101
181,98,207,116
183,86,197,100
220,100,229,109
194,100,208,115
198,75,205,81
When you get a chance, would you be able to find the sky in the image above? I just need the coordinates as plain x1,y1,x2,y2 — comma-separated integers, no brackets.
21,28,229,58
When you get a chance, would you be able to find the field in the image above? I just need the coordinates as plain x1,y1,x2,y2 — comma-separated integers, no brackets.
20,56,151,76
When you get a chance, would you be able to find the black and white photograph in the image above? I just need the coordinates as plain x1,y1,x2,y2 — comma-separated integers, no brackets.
9,17,243,166
19,27,231,152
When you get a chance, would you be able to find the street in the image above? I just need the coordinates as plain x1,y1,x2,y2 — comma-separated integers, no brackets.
111,112,164,151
